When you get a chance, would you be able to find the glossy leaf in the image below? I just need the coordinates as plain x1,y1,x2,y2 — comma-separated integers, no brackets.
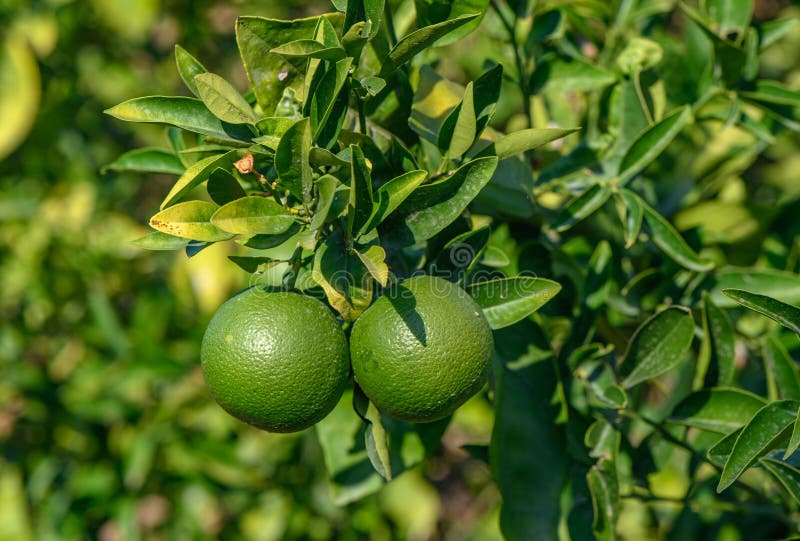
348,145,374,238
467,277,562,330
669,388,767,434
438,81,476,158
414,0,489,46
103,148,185,175
130,231,190,250
353,245,389,287
270,40,347,61
785,405,800,459
763,335,800,401
618,106,692,184
309,174,338,232
708,428,742,465
620,306,695,388
206,168,246,206
310,58,352,143
149,201,232,242
475,127,579,159
378,14,480,78
587,458,619,541
195,73,258,125
717,400,797,492
709,268,800,308
531,58,616,93
552,183,612,233
161,150,243,209
617,189,643,248
227,256,281,273
210,196,296,235
707,0,753,39
740,80,800,108
641,197,714,272
430,226,491,280
760,458,800,504
236,15,330,111
383,157,498,245
312,232,372,321
105,97,252,144
696,292,736,387
363,170,427,232
275,118,313,202
491,320,565,541
723,289,800,335
174,45,207,97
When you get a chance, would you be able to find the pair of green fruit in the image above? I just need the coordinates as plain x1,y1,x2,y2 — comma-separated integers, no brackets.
200,275,494,433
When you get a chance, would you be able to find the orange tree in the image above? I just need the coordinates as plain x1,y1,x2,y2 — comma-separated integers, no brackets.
107,0,800,538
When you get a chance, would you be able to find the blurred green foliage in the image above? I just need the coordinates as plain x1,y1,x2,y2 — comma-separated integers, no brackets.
0,1,499,539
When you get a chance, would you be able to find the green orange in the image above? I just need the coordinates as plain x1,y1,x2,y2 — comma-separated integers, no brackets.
350,275,493,423
200,288,349,433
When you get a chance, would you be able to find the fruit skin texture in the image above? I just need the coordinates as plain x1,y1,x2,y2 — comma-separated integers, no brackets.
201,288,350,433
350,275,494,423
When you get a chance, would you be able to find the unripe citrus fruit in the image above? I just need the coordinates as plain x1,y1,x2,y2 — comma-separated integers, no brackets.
350,275,493,423
200,288,349,433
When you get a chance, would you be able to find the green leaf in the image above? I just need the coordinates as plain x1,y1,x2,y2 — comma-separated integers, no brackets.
309,174,339,232
758,18,798,50
717,400,797,493
640,196,714,272
363,170,428,232
174,45,207,97
475,128,579,159
722,289,800,335
438,81,477,158
620,306,695,388
587,458,619,541
707,0,753,40
227,255,281,273
552,183,612,233
618,105,692,184
310,58,352,143
760,458,800,505
354,389,393,481
348,145,374,239
275,118,313,202
575,360,628,410
0,33,39,160
312,231,373,320
531,58,616,93
467,277,562,330
104,97,253,144
696,293,736,388
383,157,498,245
709,268,800,308
206,168,246,206
616,37,663,74
616,190,643,248
270,40,347,61
378,14,480,78
315,389,447,505
149,200,232,242
160,150,243,209
414,0,489,46
344,0,385,39
763,335,800,401
210,196,296,235
430,226,491,279
353,244,389,287
236,15,336,112
103,148,185,175
741,80,800,108
130,231,191,250
360,76,386,96
669,388,767,434
195,73,258,125
491,319,565,541
708,427,742,465
785,405,800,459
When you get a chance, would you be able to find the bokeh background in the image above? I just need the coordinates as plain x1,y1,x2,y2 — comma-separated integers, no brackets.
0,1,501,539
